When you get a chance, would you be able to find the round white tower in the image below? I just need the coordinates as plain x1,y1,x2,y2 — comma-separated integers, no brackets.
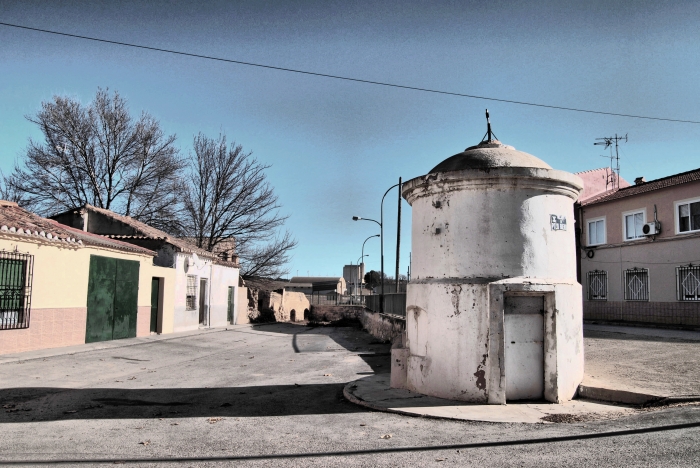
394,113,584,404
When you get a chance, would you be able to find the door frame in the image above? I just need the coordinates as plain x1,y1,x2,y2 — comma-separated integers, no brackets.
150,277,165,334
487,284,557,404
198,278,209,326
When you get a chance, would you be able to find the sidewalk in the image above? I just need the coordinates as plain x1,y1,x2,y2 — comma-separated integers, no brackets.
344,323,700,423
344,374,633,424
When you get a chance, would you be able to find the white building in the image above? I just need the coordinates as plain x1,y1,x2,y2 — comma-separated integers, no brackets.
392,115,584,404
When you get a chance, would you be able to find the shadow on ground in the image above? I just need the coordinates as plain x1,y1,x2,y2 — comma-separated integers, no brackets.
0,382,368,423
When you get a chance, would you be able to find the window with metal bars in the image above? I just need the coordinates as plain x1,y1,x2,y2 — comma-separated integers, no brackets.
0,251,34,330
623,268,649,301
677,265,700,301
586,270,608,300
186,275,197,310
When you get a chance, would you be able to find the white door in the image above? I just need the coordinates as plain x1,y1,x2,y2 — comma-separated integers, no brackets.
504,296,544,401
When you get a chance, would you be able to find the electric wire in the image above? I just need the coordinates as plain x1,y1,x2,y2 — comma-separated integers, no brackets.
2,21,700,125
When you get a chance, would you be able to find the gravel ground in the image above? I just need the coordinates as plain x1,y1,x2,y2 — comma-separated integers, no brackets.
583,327,700,397
0,322,698,467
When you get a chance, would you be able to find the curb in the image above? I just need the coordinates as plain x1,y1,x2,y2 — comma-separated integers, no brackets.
577,385,700,406
342,381,456,422
577,385,663,405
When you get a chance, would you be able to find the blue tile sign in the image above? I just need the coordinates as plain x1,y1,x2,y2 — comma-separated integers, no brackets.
551,215,567,231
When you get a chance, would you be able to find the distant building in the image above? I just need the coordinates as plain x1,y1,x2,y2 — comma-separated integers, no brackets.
287,276,346,295
578,167,700,328
343,264,364,295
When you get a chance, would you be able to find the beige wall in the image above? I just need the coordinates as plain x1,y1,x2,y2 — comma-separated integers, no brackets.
143,264,176,334
581,179,700,246
581,180,700,304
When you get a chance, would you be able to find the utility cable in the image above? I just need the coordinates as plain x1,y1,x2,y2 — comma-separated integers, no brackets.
2,21,700,125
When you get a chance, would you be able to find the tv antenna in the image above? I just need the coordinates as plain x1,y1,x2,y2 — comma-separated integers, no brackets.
594,133,627,190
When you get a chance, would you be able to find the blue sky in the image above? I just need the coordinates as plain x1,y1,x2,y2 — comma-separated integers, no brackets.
1,1,699,279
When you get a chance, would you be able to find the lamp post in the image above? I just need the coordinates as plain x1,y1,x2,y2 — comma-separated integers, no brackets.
352,179,402,313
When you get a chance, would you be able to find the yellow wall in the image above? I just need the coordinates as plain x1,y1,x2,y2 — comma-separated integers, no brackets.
0,235,174,331
148,264,176,334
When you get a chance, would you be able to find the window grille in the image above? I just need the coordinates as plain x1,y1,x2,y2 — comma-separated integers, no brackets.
677,265,700,301
186,275,197,310
623,268,649,301
0,251,34,330
587,270,608,301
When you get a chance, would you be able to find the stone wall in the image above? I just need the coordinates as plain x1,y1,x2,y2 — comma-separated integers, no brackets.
309,305,405,343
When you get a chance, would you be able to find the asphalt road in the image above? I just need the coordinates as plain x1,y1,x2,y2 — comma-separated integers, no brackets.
0,322,698,467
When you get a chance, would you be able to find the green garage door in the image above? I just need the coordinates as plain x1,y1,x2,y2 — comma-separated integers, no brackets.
86,255,140,343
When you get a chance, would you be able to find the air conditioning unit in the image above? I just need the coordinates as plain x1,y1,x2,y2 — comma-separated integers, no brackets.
642,222,661,235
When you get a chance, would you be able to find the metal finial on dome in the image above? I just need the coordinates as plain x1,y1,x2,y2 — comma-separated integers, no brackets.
481,109,498,143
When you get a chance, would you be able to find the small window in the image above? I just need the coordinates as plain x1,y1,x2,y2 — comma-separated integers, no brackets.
624,268,649,301
186,275,198,310
623,210,645,241
586,270,608,300
677,265,700,301
587,218,606,246
0,251,34,330
677,198,700,234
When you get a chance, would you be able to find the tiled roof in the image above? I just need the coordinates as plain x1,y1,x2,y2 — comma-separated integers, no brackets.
581,167,700,206
81,205,218,259
47,220,155,255
0,201,154,255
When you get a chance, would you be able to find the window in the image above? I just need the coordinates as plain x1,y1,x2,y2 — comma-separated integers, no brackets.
586,270,608,300
623,268,649,301
186,275,197,310
0,251,34,330
677,265,700,301
676,198,700,234
587,217,606,246
623,210,645,241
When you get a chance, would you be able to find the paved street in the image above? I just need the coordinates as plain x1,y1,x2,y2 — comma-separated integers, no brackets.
0,322,699,467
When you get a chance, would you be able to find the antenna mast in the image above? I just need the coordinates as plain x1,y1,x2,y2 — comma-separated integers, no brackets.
594,133,627,190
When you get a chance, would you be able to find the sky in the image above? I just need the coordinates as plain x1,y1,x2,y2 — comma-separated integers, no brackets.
1,0,699,279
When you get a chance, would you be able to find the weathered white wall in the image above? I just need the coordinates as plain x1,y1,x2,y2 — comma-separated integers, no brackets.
405,281,491,402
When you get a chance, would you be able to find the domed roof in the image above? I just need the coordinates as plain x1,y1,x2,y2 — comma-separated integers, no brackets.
429,140,551,173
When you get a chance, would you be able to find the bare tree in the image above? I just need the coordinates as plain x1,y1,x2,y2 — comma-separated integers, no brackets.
183,133,297,278
4,89,184,232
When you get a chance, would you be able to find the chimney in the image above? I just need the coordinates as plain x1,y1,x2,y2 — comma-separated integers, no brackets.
634,177,645,185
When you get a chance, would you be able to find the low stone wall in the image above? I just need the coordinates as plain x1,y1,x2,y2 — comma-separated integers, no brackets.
309,305,405,342
584,301,700,328
359,311,406,343
308,305,363,322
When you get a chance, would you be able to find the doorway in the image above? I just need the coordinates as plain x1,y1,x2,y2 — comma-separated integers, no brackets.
504,295,544,401
198,278,208,325
85,255,140,343
227,286,235,324
150,277,163,333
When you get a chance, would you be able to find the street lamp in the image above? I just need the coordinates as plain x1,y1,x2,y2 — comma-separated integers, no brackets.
352,179,402,313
